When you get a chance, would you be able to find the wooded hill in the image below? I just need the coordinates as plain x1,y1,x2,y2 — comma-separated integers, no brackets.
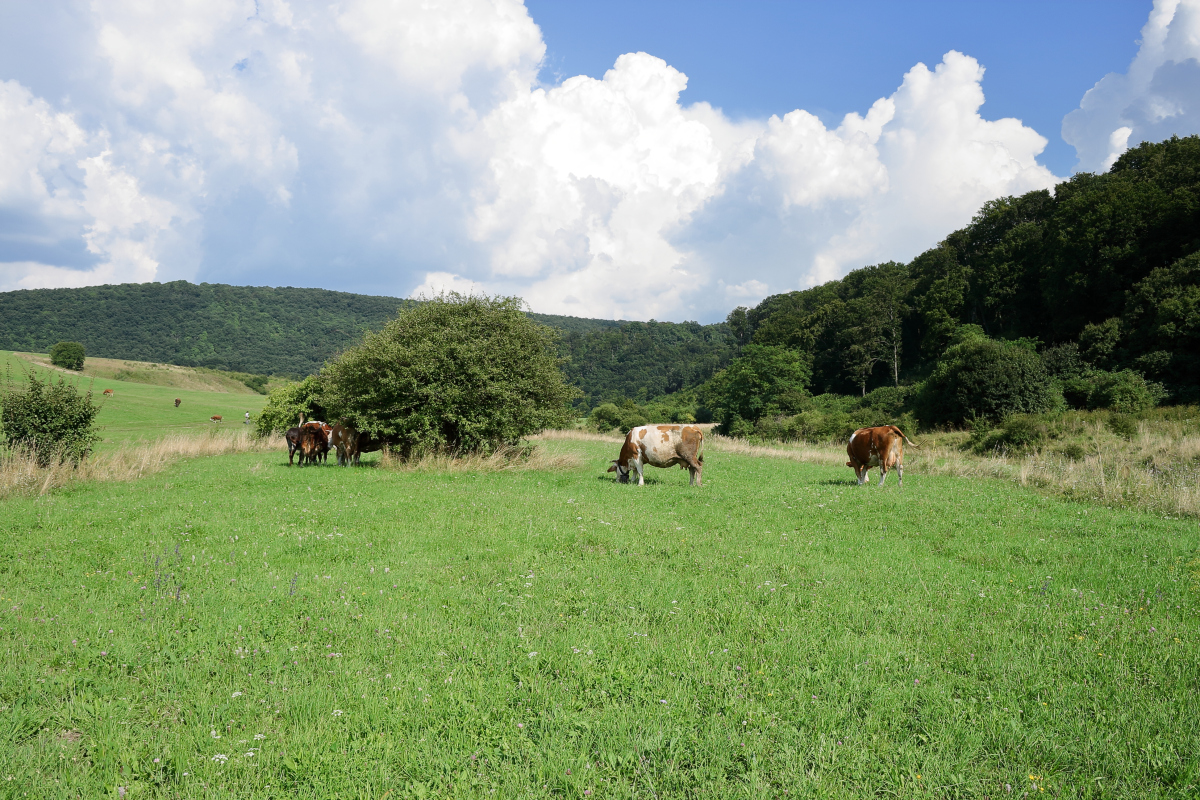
0,280,732,406
731,135,1200,405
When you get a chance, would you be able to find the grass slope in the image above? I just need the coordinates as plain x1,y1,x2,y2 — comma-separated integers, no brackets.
1,351,267,447
15,352,269,395
1,438,1196,797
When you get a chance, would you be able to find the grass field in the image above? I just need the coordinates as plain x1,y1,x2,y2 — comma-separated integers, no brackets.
1,352,268,447
2,431,1197,798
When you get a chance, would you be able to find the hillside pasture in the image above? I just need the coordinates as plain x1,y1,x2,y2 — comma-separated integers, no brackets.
1,434,1196,798
1,351,268,448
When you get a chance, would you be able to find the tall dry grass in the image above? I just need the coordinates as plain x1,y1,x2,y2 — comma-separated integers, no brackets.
906,421,1200,518
378,443,582,473
0,429,276,500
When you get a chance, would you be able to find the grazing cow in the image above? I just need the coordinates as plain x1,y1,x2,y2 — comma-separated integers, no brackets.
102,389,113,397
210,415,223,423
846,425,917,486
285,426,303,465
330,423,391,466
300,421,331,464
174,398,181,408
330,423,357,466
297,426,326,466
608,425,704,486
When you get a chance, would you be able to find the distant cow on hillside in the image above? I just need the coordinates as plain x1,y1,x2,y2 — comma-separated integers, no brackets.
174,398,181,408
102,389,113,397
609,424,704,486
210,415,223,423
846,425,917,486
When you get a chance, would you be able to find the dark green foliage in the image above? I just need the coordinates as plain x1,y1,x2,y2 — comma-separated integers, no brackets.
1,371,100,465
970,414,1050,455
735,135,1200,403
254,375,327,437
1120,251,1200,401
1085,369,1165,414
918,337,1062,426
558,319,736,408
321,294,578,455
48,341,85,371
1107,413,1139,440
699,344,812,434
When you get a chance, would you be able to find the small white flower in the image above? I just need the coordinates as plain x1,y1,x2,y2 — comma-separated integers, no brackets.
231,691,242,698
254,733,265,740
244,751,255,757
332,709,343,717
211,754,228,763
528,651,538,658
210,730,221,739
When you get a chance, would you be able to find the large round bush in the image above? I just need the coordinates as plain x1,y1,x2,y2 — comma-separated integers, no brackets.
49,341,86,371
1086,369,1165,413
1,372,100,465
918,338,1061,426
321,294,577,455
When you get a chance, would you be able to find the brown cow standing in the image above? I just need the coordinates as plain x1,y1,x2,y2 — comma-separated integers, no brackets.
102,389,113,397
174,398,181,408
298,426,325,466
210,415,223,423
846,425,917,486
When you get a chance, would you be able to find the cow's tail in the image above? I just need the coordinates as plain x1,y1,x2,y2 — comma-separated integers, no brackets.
894,427,919,448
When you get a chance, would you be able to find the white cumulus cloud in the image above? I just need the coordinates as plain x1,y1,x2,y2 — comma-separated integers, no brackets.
1,1,1189,322
1063,0,1200,171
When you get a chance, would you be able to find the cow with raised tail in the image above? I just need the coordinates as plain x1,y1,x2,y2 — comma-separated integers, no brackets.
846,425,917,486
608,425,704,486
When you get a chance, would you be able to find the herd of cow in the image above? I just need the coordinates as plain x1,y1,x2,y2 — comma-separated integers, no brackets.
285,420,389,467
284,418,916,486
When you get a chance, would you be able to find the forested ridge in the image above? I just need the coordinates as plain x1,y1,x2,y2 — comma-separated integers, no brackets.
729,135,1200,405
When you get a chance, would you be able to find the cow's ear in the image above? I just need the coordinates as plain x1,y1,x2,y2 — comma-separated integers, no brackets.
606,465,617,473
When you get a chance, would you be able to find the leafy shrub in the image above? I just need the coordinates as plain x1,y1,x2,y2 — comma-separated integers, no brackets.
701,344,811,434
241,375,269,394
254,375,327,437
321,294,577,456
589,403,623,432
1058,442,1086,461
918,336,1062,426
49,341,85,371
971,414,1051,455
1086,369,1165,414
1,371,101,465
1107,413,1138,440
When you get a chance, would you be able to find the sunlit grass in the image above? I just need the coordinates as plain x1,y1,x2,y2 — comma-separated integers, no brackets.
1,437,1196,797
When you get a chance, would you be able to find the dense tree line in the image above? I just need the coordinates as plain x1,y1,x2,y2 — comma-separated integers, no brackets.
717,136,1200,425
557,320,736,409
0,281,628,379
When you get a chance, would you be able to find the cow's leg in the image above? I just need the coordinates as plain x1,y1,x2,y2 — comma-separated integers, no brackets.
856,465,867,485
878,466,888,486
634,460,645,486
897,462,903,487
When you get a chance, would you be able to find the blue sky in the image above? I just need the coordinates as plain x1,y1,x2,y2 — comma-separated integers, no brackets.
0,0,1196,322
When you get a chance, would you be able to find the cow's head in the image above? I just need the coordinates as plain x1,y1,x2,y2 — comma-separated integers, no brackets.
607,460,630,483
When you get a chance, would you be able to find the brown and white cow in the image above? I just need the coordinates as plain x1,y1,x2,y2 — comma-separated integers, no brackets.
102,389,113,397
210,415,223,423
174,398,181,408
608,425,704,486
846,425,917,486
301,421,332,464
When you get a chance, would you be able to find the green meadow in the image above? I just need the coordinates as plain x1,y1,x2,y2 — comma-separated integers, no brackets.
1,352,268,447
2,431,1197,798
